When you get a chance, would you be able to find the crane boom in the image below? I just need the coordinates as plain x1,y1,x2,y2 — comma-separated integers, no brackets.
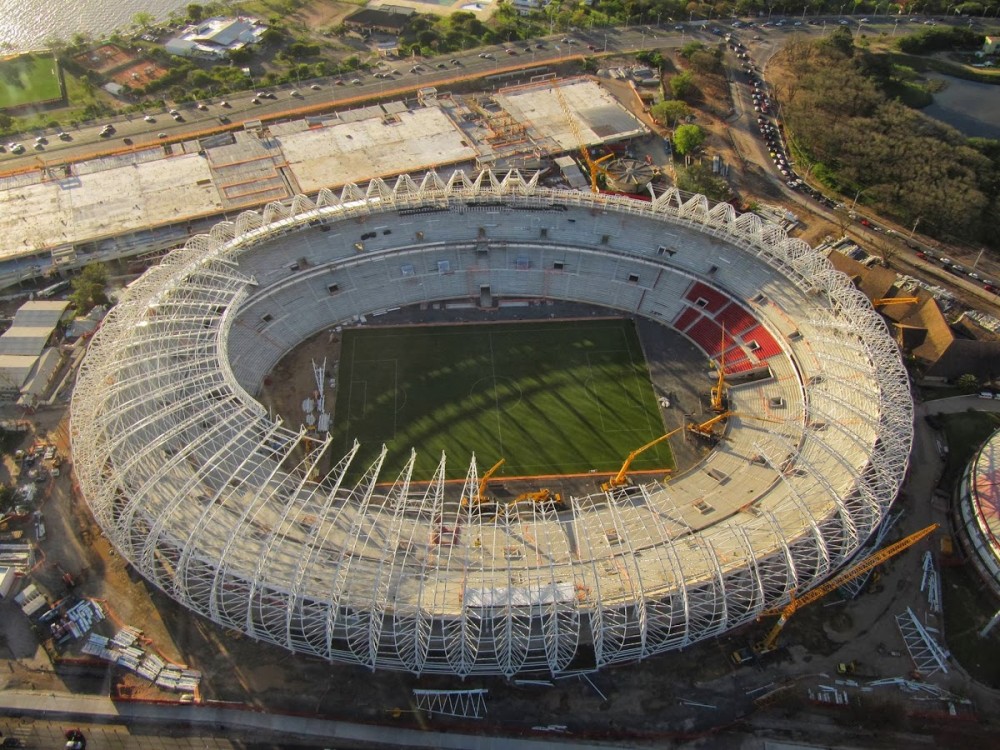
552,82,613,193
872,297,919,307
754,523,938,654
711,323,728,412
602,426,682,491
462,458,505,507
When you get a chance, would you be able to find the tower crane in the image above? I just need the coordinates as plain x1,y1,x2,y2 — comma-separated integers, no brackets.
747,523,938,658
601,426,682,492
552,83,615,193
461,458,506,508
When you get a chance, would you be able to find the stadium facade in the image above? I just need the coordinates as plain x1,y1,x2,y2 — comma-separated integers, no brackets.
957,427,1000,599
70,170,912,677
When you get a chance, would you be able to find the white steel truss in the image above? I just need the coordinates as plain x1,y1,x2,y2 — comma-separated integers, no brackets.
70,170,913,677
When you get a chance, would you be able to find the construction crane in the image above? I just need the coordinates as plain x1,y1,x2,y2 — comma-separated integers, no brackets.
461,458,505,508
686,411,785,442
602,427,682,492
872,297,919,307
749,523,938,657
710,324,729,413
501,488,565,511
552,83,615,193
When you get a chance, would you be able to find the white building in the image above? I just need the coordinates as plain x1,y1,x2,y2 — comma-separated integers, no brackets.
165,17,267,59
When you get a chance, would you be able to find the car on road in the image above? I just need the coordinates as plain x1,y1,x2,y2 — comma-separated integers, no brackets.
220,100,231,107
58,131,71,140
143,115,155,122
310,84,321,90
158,132,167,138
450,58,461,65
172,112,183,121
674,24,685,30
351,78,362,84
99,125,115,137
505,48,517,55
251,97,260,104
197,102,208,110
290,89,301,97
436,62,447,68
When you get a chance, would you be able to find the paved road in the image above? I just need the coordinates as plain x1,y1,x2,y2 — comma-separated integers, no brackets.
0,689,623,750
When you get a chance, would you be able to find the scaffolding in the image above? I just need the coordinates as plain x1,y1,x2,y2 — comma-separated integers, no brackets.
69,169,913,678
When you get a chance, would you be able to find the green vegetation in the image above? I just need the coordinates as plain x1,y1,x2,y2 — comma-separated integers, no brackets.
941,563,1000,688
330,319,670,481
896,26,984,55
775,27,1000,250
0,53,62,109
69,263,109,313
650,99,688,128
675,161,730,201
672,123,705,155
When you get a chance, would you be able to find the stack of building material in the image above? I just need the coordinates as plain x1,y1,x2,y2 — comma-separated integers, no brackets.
111,625,142,649
81,633,115,660
65,599,105,638
137,652,165,682
0,543,34,572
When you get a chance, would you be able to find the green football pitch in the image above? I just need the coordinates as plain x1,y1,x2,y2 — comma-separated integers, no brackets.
329,319,672,481
0,54,61,109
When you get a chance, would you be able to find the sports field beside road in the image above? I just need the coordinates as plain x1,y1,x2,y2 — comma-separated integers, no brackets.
0,53,61,109
330,318,671,481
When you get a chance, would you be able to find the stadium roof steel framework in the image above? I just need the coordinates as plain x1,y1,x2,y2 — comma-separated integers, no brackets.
957,427,1000,599
70,170,913,677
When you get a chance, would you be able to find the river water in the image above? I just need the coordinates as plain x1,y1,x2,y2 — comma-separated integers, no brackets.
923,72,1000,141
0,0,189,52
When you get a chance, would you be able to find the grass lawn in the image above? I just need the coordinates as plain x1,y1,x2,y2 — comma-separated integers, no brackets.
941,564,1000,689
0,54,61,109
330,319,670,481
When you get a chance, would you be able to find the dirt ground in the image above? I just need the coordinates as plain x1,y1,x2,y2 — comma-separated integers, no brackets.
72,44,136,75
110,60,170,88
288,0,366,32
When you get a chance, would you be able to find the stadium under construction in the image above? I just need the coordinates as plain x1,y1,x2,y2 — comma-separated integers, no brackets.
69,169,913,677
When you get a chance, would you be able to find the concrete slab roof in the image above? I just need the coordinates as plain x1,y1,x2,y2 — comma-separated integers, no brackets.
0,153,222,261
493,78,648,152
280,106,477,194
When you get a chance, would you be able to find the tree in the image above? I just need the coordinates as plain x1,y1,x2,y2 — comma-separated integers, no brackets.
673,124,705,156
669,70,695,101
957,373,980,393
675,163,730,201
651,100,689,128
69,264,109,314
132,11,155,30
186,4,204,22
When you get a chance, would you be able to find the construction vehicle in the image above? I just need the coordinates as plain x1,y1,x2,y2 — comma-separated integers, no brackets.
872,297,919,307
553,83,615,193
710,324,729,413
501,488,565,512
742,523,937,660
601,427,682,492
460,458,505,508
686,411,786,443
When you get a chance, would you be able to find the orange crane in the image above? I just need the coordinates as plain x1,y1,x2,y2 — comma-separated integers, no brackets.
747,523,938,657
501,488,565,512
461,458,505,508
602,427,682,492
553,82,615,193
710,324,729,413
872,297,919,307
686,411,785,441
